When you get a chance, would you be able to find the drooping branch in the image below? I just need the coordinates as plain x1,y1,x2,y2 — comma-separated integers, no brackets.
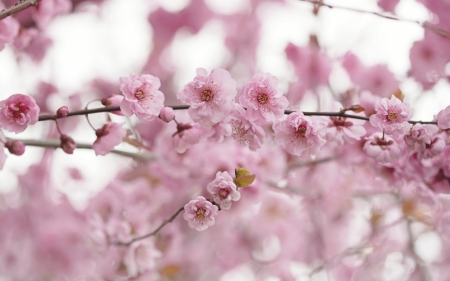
116,206,185,246
296,0,450,38
0,0,41,21
9,138,156,161
37,105,438,125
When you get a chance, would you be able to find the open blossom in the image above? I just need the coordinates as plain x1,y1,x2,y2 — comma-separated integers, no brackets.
183,196,219,231
419,137,445,160
437,105,450,130
325,102,366,145
119,73,165,121
239,73,289,124
172,123,213,154
93,122,127,156
404,123,438,152
124,240,161,277
369,96,413,138
177,68,237,125
229,105,265,151
363,133,402,163
207,171,240,210
0,94,40,133
273,111,326,157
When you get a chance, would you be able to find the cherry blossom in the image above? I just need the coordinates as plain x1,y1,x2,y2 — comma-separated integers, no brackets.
229,105,265,151
404,123,438,152
33,0,72,29
92,122,127,156
239,73,289,124
273,111,326,157
207,171,241,210
183,196,219,231
5,140,25,156
159,107,175,123
369,96,413,138
363,133,402,163
60,135,76,154
0,94,40,133
0,8,20,51
172,123,213,153
123,240,161,277
177,68,237,125
101,94,124,116
437,105,450,130
325,102,367,145
119,73,165,121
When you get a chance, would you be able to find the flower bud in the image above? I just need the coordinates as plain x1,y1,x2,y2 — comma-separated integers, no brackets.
60,134,76,154
101,95,124,116
159,107,175,123
5,140,25,156
56,106,69,118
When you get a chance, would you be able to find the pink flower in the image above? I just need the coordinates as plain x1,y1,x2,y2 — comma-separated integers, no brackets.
0,12,20,51
92,122,127,156
377,0,400,12
33,0,72,29
419,137,445,160
183,196,219,231
229,105,265,151
273,111,326,157
5,140,25,156
239,73,289,124
208,119,231,143
119,73,165,121
158,107,175,123
123,240,161,277
0,94,40,133
325,102,366,145
177,68,237,125
60,135,76,154
437,105,450,130
56,106,69,118
101,94,124,116
363,133,402,163
172,123,213,154
369,96,413,138
207,171,240,210
404,123,438,152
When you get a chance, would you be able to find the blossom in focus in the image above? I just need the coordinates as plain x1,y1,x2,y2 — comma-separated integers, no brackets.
207,171,240,210
124,240,161,277
363,133,402,163
177,68,237,125
93,122,127,156
119,73,165,121
273,111,326,157
229,105,265,151
183,196,218,231
239,73,289,124
159,107,175,123
325,102,366,145
437,105,450,130
0,94,40,133
0,10,20,51
369,96,413,138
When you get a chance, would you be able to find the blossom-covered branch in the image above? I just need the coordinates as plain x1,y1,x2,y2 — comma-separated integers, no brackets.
9,138,156,161
297,0,450,38
0,0,41,20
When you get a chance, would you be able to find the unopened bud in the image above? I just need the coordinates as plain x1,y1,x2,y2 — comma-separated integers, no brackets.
101,95,124,116
159,107,175,123
5,140,25,156
60,135,76,154
56,106,69,118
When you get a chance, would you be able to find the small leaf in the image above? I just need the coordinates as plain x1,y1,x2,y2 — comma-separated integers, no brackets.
235,167,251,178
235,174,256,188
391,89,404,101
348,104,365,113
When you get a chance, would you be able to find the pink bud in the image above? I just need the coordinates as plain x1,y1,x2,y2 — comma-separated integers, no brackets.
5,140,25,156
159,107,175,123
60,135,76,154
56,106,69,118
101,95,124,116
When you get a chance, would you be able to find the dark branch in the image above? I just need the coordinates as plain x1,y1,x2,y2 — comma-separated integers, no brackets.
0,0,41,20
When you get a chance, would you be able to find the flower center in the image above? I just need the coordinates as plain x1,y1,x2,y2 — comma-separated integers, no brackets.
387,112,397,122
201,90,213,102
295,125,307,139
257,93,268,104
196,208,206,219
219,189,229,198
135,90,145,100
9,102,29,120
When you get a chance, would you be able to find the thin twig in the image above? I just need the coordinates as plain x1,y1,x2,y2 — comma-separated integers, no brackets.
37,105,437,125
0,0,41,21
8,138,156,161
296,0,450,38
117,206,185,246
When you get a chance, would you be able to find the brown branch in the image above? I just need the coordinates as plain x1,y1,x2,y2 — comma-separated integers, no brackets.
37,105,437,125
117,206,185,246
296,0,450,39
0,0,41,21
8,138,156,161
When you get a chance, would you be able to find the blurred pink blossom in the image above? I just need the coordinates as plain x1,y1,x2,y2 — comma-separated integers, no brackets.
273,111,326,157
93,122,127,156
207,171,240,210
229,105,265,151
33,0,72,29
325,102,367,145
377,0,400,12
5,140,25,156
0,94,40,133
101,94,124,116
437,105,450,130
119,73,165,121
364,133,402,163
239,73,289,124
183,196,218,231
172,123,213,154
404,123,438,152
0,11,19,51
369,96,413,138
124,240,161,277
177,68,237,125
